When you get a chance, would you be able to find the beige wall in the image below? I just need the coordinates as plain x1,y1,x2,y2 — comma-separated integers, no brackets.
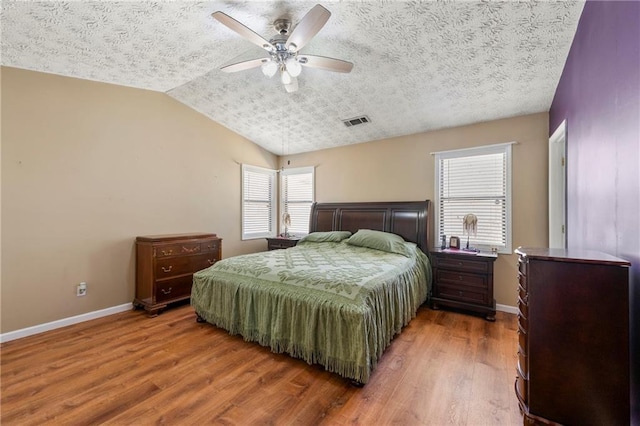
1,67,278,333
280,113,549,307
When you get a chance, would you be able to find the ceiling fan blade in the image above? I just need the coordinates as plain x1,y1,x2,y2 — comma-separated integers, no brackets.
220,58,266,73
285,4,330,52
298,54,353,73
284,77,299,93
212,11,274,52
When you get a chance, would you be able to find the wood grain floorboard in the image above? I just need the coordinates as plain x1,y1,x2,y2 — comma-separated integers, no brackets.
1,304,522,425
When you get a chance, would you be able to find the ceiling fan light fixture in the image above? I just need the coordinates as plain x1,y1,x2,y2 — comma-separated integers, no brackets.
261,60,278,78
285,57,302,77
281,69,292,85
284,77,299,93
212,4,352,93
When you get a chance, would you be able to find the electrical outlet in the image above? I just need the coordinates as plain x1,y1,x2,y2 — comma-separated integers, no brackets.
77,282,87,297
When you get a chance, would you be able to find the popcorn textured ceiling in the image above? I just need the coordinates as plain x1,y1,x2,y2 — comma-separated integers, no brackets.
1,1,584,155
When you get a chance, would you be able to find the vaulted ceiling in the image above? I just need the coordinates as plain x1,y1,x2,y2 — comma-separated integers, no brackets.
1,1,585,155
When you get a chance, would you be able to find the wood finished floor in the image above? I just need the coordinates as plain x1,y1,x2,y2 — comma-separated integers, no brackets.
1,304,522,425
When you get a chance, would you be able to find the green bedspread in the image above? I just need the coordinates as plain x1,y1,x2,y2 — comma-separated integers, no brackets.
191,240,431,383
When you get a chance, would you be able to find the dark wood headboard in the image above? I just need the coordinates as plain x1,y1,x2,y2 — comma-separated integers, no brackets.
309,201,430,253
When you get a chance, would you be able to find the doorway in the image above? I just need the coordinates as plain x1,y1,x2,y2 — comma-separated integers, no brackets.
549,120,567,249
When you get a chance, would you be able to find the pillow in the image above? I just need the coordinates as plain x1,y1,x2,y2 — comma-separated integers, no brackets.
298,231,352,243
346,229,412,257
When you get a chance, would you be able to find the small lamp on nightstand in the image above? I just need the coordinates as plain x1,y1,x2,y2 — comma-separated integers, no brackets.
462,213,478,252
282,212,291,238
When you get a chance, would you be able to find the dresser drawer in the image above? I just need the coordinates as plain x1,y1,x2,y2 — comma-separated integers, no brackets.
200,255,219,269
201,239,221,253
269,241,294,250
267,238,300,250
515,369,528,404
518,323,528,353
518,284,528,304
518,297,529,320
155,275,193,303
438,270,487,289
155,253,217,277
154,242,202,258
518,311,528,331
518,258,527,275
518,348,528,378
435,283,487,304
518,272,527,291
434,256,489,274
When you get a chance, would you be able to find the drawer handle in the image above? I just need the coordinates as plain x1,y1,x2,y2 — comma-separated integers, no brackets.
161,249,173,256
458,291,463,296
458,276,463,281
182,246,200,253
207,245,216,249
457,262,463,266
161,287,172,295
207,259,215,265
161,266,173,273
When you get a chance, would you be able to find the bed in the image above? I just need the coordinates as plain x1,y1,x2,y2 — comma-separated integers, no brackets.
191,201,432,384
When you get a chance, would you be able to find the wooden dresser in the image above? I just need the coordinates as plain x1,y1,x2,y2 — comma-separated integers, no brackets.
430,248,497,321
515,247,630,425
134,233,221,316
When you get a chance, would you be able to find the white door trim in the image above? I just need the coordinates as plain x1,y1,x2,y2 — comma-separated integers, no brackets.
549,120,567,249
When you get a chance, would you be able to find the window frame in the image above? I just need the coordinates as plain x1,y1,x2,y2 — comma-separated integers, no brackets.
241,164,277,240
279,166,315,236
434,142,513,254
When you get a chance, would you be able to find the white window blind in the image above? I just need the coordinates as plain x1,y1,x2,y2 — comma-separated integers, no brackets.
242,164,277,240
281,167,314,236
435,143,512,253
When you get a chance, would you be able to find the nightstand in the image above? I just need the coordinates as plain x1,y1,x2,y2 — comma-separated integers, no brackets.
266,237,301,250
430,248,497,321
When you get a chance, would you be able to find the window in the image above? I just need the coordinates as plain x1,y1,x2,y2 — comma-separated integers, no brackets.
434,143,512,253
242,164,277,240
280,167,314,236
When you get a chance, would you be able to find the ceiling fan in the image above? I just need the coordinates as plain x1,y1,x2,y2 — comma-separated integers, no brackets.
212,4,353,93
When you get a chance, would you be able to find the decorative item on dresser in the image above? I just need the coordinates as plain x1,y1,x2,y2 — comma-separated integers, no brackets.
266,236,300,250
515,247,630,425
134,233,221,317
429,248,497,321
282,212,292,238
462,213,478,251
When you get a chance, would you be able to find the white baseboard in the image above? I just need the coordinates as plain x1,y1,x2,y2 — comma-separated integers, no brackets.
496,303,518,315
0,303,133,343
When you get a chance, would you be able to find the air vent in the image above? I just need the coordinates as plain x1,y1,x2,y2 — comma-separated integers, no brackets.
342,116,370,127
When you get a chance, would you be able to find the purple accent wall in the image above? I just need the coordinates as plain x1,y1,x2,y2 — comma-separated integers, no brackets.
549,1,640,422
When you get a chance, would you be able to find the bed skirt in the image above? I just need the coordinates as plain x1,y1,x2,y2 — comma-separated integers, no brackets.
191,250,430,384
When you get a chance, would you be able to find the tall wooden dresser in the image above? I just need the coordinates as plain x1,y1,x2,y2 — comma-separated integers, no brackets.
515,247,630,425
134,233,221,316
